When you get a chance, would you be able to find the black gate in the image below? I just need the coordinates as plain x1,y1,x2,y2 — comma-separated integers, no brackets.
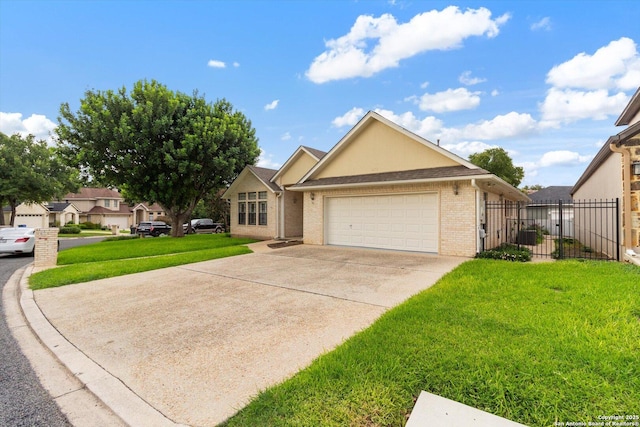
483,199,620,261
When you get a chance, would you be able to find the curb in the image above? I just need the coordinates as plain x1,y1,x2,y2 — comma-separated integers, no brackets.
13,265,183,427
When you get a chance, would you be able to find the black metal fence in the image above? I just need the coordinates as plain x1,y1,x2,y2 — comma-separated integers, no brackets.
483,199,620,260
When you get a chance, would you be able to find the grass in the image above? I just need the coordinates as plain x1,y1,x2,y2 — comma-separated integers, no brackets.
29,234,255,290
222,260,640,427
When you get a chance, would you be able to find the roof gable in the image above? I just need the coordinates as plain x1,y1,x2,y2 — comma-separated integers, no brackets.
300,111,479,183
222,165,280,199
616,86,640,126
271,146,325,186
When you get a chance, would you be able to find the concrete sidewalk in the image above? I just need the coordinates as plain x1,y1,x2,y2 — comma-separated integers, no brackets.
7,242,529,426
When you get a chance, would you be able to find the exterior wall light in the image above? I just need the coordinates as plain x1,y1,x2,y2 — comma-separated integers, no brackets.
633,161,640,176
310,192,315,200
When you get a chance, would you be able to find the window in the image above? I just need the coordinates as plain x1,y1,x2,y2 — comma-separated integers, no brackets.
149,212,154,220
238,193,246,201
114,200,119,208
248,202,256,225
258,191,267,200
248,192,257,200
238,202,246,225
104,199,111,207
259,201,267,225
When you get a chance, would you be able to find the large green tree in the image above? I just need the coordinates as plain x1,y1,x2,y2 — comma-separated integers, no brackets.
56,79,260,236
469,147,524,188
0,132,79,226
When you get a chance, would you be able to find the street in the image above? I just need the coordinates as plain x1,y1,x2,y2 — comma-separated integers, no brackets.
0,236,107,426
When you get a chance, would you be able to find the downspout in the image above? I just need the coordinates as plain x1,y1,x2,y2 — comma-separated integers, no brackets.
610,141,632,253
471,179,484,254
276,192,283,240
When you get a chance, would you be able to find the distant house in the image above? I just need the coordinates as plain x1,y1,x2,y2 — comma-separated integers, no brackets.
3,188,167,229
572,86,640,259
3,202,81,228
526,186,574,237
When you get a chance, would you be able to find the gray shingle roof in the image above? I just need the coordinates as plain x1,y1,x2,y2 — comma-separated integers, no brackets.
248,165,281,192
301,146,327,160
289,165,489,189
529,186,573,202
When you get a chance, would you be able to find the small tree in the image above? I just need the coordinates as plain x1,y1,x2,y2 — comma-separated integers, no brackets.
0,132,79,226
56,79,260,236
469,147,524,188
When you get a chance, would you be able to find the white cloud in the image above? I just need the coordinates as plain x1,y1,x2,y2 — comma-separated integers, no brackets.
530,17,551,31
374,108,444,138
264,99,279,111
452,111,538,140
546,37,639,90
420,81,429,89
538,150,592,167
207,59,226,68
332,107,365,127
0,112,57,143
491,89,499,97
281,132,291,141
233,62,240,68
459,71,486,86
306,6,510,83
540,88,629,123
417,87,481,113
441,140,497,157
256,149,281,169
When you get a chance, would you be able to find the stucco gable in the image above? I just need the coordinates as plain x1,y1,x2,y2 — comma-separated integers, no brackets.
271,146,325,186
300,111,479,182
222,165,280,199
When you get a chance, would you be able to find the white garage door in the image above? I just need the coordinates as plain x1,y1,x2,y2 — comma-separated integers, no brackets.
326,193,438,253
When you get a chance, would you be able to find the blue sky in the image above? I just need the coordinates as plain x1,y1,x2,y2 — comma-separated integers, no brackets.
1,0,639,187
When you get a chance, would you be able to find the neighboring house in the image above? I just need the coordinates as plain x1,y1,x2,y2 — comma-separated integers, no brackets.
58,188,166,229
572,87,640,259
59,187,131,229
131,202,167,225
224,111,529,257
526,186,574,237
2,202,81,228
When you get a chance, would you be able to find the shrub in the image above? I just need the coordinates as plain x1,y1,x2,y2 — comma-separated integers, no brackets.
59,226,81,234
476,243,532,262
78,221,102,230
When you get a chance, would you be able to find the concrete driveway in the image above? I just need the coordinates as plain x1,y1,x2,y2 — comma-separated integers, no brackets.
34,244,466,426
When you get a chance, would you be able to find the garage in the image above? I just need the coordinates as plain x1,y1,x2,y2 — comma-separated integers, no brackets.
325,193,439,253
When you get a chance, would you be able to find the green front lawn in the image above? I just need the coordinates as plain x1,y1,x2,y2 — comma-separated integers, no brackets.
222,260,640,426
29,234,255,290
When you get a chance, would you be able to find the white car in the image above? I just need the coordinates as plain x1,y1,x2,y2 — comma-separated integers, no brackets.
0,227,36,256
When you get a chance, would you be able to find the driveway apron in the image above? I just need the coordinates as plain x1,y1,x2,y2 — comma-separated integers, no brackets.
34,245,466,426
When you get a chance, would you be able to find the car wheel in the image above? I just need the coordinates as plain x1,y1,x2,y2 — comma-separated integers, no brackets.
215,227,223,233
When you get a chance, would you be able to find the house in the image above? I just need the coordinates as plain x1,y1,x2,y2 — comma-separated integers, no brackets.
526,186,574,237
223,111,529,257
3,202,81,228
59,188,166,229
572,87,640,259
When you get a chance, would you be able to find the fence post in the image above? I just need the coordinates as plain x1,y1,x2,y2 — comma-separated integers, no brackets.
516,201,521,249
615,198,620,261
558,200,564,260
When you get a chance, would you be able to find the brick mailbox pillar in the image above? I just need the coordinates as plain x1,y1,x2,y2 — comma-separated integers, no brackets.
35,228,59,268
111,224,120,235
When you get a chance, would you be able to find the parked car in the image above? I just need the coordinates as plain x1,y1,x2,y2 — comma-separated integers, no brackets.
135,221,172,237
0,227,36,256
183,218,225,234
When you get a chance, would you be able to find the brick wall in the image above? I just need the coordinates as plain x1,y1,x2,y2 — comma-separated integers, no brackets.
35,228,58,268
302,181,479,257
228,175,278,240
